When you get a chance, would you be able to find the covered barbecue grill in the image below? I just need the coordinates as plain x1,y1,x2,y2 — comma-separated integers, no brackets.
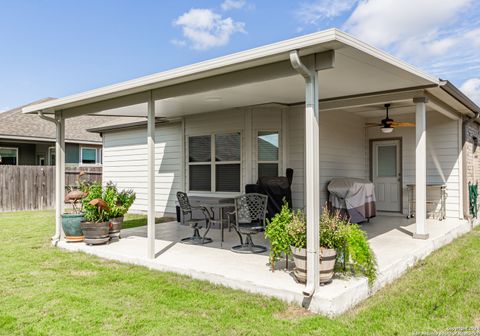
327,177,376,223
246,168,293,220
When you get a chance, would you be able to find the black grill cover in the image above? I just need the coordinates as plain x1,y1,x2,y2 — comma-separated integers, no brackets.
246,168,293,220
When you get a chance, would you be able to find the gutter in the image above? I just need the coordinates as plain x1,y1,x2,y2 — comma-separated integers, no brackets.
440,80,480,117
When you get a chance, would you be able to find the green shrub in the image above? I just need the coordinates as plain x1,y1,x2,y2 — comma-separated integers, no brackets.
104,182,136,219
284,205,377,285
286,209,306,249
265,201,292,271
81,182,109,223
337,223,377,285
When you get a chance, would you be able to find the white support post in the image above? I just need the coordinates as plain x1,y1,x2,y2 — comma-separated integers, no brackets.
147,93,156,258
413,97,429,239
290,51,320,296
306,69,321,293
54,111,65,243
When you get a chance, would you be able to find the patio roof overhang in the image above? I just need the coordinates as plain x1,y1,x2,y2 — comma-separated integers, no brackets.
22,28,477,120
31,28,479,303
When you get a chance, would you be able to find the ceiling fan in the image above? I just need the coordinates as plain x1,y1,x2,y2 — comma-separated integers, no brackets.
365,103,415,133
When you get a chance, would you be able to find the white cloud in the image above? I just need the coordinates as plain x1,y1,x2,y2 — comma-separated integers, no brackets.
221,0,246,11
173,8,245,50
465,28,480,48
338,0,480,83
461,78,480,105
343,0,471,49
296,0,357,25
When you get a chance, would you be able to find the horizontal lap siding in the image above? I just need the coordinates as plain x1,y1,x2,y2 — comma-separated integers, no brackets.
286,106,367,209
103,123,182,216
367,112,460,218
185,107,284,191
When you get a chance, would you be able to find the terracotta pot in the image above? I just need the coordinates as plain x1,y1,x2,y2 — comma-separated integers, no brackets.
109,216,124,240
291,246,337,284
80,221,110,245
62,213,85,242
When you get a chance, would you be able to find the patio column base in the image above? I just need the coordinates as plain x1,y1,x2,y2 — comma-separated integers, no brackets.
413,232,429,240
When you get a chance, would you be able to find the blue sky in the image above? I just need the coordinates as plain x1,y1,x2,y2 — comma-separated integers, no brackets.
1,0,480,111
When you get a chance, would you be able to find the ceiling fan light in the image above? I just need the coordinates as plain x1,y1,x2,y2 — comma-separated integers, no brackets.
381,127,394,134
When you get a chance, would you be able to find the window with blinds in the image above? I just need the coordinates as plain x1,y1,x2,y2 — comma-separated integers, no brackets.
188,135,211,191
188,132,241,192
81,147,98,165
258,131,279,178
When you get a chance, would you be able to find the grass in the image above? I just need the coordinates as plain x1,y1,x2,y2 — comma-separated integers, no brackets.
0,210,479,335
121,214,175,230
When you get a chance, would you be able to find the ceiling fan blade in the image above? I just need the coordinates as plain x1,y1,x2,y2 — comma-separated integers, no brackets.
390,122,415,127
365,123,382,127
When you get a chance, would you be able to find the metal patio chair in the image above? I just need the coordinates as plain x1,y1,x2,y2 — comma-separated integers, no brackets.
229,193,268,254
176,192,213,245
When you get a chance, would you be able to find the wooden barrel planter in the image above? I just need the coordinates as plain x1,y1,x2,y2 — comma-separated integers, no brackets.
80,221,110,245
62,213,85,242
109,216,124,241
291,246,337,284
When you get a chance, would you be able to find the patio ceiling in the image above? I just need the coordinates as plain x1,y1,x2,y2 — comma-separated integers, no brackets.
23,28,457,119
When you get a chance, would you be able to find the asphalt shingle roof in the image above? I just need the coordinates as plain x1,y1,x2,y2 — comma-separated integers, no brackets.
0,98,133,143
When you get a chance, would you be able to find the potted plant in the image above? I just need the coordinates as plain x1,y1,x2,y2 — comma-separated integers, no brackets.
288,207,341,284
104,182,136,240
287,206,377,285
61,171,89,242
80,182,111,245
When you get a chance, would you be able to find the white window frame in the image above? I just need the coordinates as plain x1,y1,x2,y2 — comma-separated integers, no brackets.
80,146,100,166
187,131,243,194
256,129,281,180
0,146,19,166
48,147,55,166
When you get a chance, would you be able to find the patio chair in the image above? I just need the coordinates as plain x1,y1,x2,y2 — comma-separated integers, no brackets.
229,193,268,254
176,192,213,245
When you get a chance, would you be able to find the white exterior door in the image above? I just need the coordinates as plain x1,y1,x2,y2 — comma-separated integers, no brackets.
372,140,401,212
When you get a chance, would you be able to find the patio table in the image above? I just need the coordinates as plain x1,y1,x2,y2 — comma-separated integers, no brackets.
188,196,235,246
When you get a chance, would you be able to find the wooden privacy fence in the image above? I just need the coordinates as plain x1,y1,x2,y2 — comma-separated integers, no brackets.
0,166,102,212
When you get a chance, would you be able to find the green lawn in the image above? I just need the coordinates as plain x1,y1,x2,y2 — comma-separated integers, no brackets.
0,211,479,336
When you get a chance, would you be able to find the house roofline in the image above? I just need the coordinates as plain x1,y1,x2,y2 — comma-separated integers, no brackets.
0,134,101,145
440,80,480,115
23,28,441,115
88,118,175,133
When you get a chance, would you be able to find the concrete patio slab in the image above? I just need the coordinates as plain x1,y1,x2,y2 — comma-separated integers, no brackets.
57,216,476,316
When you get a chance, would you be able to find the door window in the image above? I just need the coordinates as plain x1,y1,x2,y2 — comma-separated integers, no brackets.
377,145,397,177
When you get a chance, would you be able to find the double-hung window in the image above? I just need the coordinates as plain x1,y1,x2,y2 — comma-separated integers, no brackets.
257,131,279,178
188,132,241,192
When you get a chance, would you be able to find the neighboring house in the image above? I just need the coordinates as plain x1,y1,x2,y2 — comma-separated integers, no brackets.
0,99,114,166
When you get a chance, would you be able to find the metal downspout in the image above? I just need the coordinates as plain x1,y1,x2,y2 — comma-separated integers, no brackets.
37,111,62,243
290,50,320,297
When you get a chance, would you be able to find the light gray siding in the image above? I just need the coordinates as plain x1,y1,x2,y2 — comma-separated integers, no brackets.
102,123,182,216
286,106,367,208
184,106,284,195
100,105,461,219
367,111,460,218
